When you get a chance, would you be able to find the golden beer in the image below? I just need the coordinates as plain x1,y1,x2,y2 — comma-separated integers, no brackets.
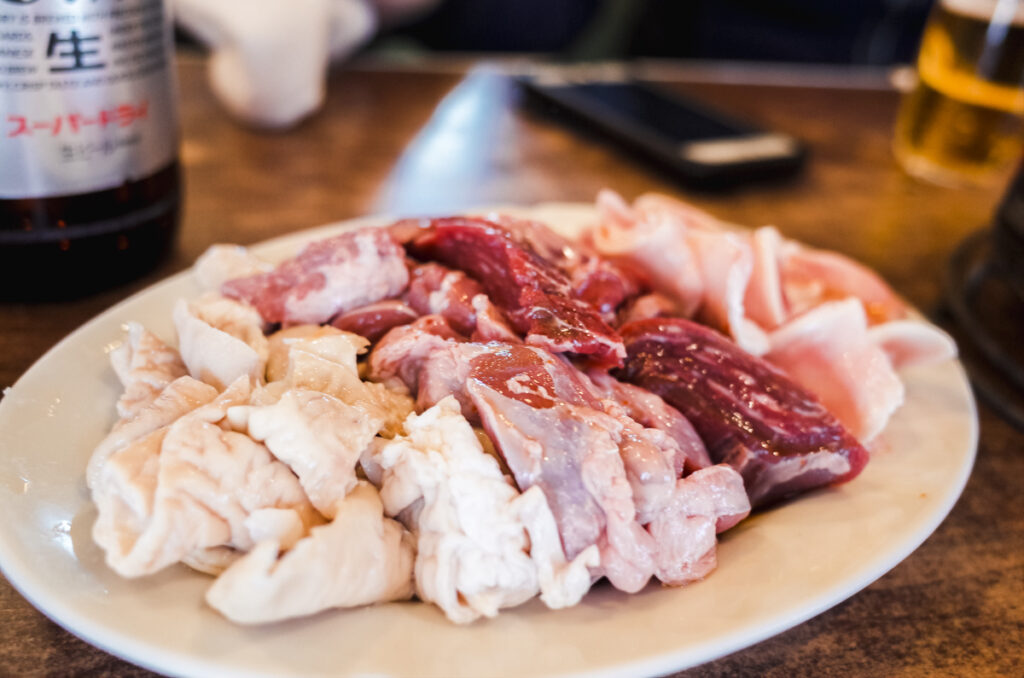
894,0,1024,185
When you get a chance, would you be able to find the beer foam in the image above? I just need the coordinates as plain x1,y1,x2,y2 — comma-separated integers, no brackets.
942,0,1024,25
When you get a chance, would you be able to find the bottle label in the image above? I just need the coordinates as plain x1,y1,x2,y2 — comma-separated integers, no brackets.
0,0,178,199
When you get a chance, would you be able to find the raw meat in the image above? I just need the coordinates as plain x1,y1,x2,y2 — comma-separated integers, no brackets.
223,227,410,325
108,322,188,419
330,300,418,343
205,481,415,624
617,317,870,508
407,216,625,367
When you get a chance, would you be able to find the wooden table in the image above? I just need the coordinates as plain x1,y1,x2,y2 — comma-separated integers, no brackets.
1,52,1021,677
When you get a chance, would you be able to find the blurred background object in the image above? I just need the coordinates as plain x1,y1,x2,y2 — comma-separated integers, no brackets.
894,0,1024,186
175,0,939,128
945,160,1024,429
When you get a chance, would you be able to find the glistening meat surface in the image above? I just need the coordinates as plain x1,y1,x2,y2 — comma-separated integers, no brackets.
616,317,869,508
406,217,626,367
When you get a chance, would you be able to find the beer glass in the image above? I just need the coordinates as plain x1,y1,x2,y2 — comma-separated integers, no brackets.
894,0,1024,186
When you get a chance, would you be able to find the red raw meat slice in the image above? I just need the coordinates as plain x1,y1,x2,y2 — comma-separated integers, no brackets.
222,228,409,326
330,300,418,343
407,217,626,368
616,317,869,508
405,263,483,336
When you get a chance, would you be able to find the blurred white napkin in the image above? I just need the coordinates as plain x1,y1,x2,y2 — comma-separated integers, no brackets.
173,0,378,128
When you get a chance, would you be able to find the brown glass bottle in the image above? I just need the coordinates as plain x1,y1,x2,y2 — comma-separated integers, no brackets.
0,164,181,300
0,0,181,301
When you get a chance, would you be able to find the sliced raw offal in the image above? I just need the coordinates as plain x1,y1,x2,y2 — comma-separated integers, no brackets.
779,242,907,324
766,299,905,443
232,388,387,519
617,293,678,326
617,317,870,508
470,294,520,343
489,212,640,320
194,244,273,291
222,227,410,326
744,226,788,330
258,329,412,436
464,344,661,593
91,378,319,578
205,481,415,624
647,464,750,585
372,397,595,622
415,342,489,418
866,320,957,370
109,322,188,419
265,325,358,383
406,263,484,336
87,376,218,491
592,189,705,318
174,294,269,390
587,370,711,474
330,300,418,343
470,380,655,593
368,315,465,394
686,228,770,356
407,217,625,367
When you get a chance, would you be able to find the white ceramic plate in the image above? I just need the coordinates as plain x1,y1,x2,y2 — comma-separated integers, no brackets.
0,205,977,678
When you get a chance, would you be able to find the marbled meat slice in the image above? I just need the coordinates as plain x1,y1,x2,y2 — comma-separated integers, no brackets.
222,227,409,326
406,217,625,367
616,317,869,508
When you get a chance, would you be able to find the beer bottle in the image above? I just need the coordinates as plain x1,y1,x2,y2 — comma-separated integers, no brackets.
0,0,181,300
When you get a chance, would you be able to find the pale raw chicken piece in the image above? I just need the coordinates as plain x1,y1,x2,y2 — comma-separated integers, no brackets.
91,378,319,578
173,294,268,390
593,189,705,317
194,244,273,291
866,320,957,370
232,388,386,519
206,481,415,625
744,226,789,330
686,228,770,356
108,322,188,419
647,465,750,585
87,376,218,491
374,398,549,622
767,299,905,442
469,380,657,593
259,330,413,435
222,227,410,326
587,371,711,474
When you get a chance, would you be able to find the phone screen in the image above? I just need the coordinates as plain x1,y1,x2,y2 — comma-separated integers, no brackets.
546,83,751,143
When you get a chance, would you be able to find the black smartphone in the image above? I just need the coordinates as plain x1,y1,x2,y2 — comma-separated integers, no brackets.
520,73,807,186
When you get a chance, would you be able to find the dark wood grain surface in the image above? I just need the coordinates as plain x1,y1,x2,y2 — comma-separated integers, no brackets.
1,52,1021,677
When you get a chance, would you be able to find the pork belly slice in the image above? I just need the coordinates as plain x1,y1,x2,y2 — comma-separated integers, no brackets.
206,482,415,625
405,216,625,368
222,227,410,326
108,322,188,420
766,299,905,443
617,317,869,508
371,397,596,623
